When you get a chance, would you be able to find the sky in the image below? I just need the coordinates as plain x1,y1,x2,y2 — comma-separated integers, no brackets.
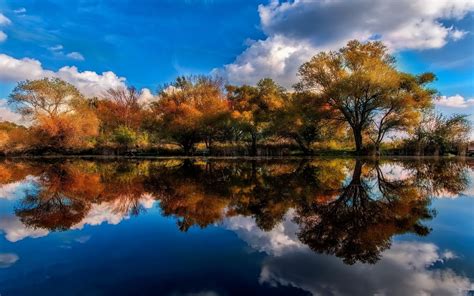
0,0,473,124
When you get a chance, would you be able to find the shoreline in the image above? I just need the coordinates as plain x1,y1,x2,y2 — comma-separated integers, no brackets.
2,154,472,160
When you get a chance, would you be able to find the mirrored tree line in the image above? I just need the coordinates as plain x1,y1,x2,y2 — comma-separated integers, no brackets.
1,158,471,264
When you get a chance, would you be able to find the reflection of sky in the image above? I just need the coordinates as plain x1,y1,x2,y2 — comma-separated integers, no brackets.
0,177,157,242
0,162,473,295
224,208,473,296
0,175,39,200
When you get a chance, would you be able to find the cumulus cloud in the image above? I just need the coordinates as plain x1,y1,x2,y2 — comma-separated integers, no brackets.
0,31,6,42
223,210,301,256
0,13,11,25
0,12,10,42
218,0,474,87
66,51,85,61
138,88,157,106
0,176,39,200
214,35,316,88
0,53,126,97
0,253,19,268
71,193,156,230
259,242,472,296
0,99,23,124
436,94,474,108
0,215,49,242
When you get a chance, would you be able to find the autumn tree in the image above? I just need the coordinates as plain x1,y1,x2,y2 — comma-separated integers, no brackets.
9,78,99,151
95,86,144,132
367,73,435,153
407,111,472,155
150,76,229,155
295,40,435,154
272,92,338,154
0,121,30,153
226,78,286,155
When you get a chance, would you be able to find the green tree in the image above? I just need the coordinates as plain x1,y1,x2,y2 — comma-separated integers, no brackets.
112,125,137,150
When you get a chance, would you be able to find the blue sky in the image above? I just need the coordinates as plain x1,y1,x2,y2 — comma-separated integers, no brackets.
0,0,473,122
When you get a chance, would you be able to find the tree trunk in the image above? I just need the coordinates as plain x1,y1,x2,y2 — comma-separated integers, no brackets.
182,140,194,156
294,136,312,155
374,142,381,156
251,134,257,156
352,127,364,155
207,137,213,155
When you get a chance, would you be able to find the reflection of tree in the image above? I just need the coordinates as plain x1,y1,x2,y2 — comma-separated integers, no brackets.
15,164,96,231
402,159,469,197
143,159,346,232
227,160,346,231
4,157,470,263
13,161,152,231
294,160,435,265
0,161,42,184
97,161,152,216
146,160,231,231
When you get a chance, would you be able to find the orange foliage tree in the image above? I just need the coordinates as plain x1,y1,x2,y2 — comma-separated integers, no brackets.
9,78,99,151
150,76,229,154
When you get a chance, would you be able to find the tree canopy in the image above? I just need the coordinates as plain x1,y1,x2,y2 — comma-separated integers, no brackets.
1,40,470,156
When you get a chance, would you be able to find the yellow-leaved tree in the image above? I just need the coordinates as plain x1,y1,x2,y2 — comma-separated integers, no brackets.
295,40,435,154
9,78,99,151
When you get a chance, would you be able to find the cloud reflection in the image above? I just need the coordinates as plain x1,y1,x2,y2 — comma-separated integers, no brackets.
225,213,472,296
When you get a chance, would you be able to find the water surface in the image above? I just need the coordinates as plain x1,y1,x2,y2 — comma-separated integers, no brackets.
0,158,473,295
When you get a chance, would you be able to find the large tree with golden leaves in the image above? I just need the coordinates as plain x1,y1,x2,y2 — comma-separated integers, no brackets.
295,40,435,154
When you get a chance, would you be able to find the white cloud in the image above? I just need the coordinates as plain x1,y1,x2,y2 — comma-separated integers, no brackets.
223,210,301,256
215,35,316,88
0,53,126,97
49,44,64,52
449,28,467,41
66,51,85,61
0,53,55,81
218,0,474,87
56,66,125,97
49,46,85,62
0,215,49,242
224,212,472,296
138,88,157,106
259,241,472,296
0,13,11,25
0,253,19,268
14,8,26,15
0,99,23,124
0,192,156,242
0,176,38,200
0,31,7,42
436,94,474,108
72,193,156,230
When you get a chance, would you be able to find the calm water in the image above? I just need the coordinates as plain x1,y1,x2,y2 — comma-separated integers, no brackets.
0,158,473,296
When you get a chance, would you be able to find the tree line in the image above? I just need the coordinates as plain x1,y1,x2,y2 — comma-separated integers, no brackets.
0,40,471,156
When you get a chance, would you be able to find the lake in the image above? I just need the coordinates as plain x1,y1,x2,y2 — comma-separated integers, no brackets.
0,158,473,295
